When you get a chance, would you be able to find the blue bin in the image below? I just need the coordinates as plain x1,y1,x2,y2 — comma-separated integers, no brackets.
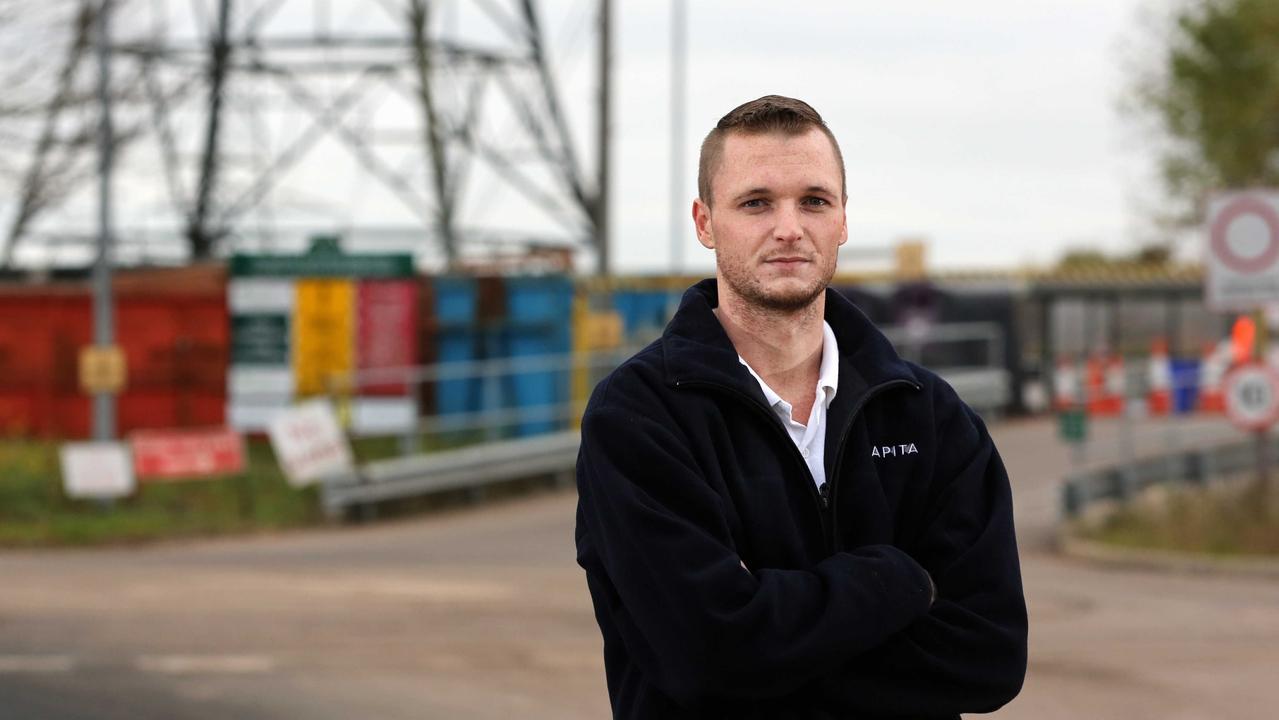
1170,358,1200,414
432,277,479,420
505,276,573,436
613,289,678,340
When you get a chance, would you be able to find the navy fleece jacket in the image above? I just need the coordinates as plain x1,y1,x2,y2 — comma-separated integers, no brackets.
575,279,1027,719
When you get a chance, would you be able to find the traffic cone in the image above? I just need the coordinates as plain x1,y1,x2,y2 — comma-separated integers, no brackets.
1147,338,1172,416
1199,340,1230,413
1103,353,1126,416
1231,315,1256,365
1086,351,1123,417
1053,355,1080,411
1085,352,1106,416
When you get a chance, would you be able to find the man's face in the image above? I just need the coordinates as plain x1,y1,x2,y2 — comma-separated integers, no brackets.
693,128,847,313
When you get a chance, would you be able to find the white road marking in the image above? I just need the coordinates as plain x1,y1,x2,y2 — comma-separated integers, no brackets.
0,655,76,673
135,654,276,675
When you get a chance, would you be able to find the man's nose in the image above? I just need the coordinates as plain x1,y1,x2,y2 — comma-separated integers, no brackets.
774,202,804,243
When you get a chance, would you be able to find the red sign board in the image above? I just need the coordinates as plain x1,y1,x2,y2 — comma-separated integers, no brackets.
357,280,418,395
130,427,246,480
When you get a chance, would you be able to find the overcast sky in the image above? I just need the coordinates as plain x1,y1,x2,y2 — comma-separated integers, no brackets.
3,0,1165,274
612,0,1157,274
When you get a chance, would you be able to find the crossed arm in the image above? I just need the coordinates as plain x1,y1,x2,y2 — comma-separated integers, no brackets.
575,387,1026,714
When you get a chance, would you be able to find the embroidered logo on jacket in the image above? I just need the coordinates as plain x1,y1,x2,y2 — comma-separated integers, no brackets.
871,443,918,458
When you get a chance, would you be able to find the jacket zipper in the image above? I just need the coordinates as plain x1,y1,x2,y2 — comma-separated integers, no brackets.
827,378,920,551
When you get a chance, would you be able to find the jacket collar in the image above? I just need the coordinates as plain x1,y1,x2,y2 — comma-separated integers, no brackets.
661,278,919,406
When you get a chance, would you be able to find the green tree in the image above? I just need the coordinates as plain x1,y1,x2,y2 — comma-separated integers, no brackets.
1134,0,1279,226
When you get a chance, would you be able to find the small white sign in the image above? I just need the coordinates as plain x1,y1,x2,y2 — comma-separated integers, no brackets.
1206,191,1279,311
59,442,135,500
1224,362,1279,431
267,399,354,487
229,278,296,313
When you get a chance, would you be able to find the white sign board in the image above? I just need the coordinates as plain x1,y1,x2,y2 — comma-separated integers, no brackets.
267,399,354,487
59,442,135,500
1223,362,1279,431
1206,191,1279,311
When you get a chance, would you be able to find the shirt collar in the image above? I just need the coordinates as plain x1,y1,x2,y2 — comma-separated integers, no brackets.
817,320,840,406
736,320,841,411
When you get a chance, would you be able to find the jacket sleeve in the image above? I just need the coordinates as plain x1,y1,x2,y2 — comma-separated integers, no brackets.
814,384,1028,717
576,389,936,707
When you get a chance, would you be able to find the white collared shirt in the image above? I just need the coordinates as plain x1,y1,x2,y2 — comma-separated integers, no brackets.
737,321,840,491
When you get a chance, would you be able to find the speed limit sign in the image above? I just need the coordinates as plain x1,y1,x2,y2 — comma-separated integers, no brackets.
1223,362,1279,431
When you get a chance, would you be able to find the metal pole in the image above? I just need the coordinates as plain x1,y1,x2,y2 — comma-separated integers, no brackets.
668,0,686,276
1254,308,1271,518
595,0,612,276
93,0,116,441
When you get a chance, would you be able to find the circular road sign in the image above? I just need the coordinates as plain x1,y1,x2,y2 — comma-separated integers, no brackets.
1210,195,1279,274
1223,362,1279,431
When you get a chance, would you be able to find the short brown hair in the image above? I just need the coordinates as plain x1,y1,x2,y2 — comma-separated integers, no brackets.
697,95,846,206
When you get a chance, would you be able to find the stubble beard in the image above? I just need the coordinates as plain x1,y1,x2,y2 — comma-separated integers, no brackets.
716,249,834,314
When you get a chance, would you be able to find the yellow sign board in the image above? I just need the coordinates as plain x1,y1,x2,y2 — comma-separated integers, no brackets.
293,279,354,396
79,345,127,394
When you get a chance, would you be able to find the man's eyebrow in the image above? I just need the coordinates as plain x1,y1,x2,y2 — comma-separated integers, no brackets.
806,185,838,196
731,188,771,202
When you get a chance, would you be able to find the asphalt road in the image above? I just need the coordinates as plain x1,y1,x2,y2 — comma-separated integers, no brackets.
1,414,1276,719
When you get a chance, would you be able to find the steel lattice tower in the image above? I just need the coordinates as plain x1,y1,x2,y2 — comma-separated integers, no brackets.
1,0,611,273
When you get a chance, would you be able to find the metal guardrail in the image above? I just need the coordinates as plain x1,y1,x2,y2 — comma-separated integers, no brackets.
1061,437,1275,518
321,429,580,519
316,321,1012,519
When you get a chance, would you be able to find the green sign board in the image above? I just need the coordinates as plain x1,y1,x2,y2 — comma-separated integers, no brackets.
1058,409,1087,443
230,237,414,279
232,314,290,365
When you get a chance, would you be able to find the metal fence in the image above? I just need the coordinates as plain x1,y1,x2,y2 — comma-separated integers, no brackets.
1061,437,1273,519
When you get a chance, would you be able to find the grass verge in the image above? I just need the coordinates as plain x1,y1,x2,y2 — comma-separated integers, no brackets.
0,428,529,547
0,439,320,547
1075,477,1279,557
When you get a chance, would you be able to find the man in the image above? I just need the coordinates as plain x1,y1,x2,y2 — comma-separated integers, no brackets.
575,95,1027,719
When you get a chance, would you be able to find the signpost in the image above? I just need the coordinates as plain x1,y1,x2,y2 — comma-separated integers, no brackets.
1206,191,1279,517
1206,192,1279,312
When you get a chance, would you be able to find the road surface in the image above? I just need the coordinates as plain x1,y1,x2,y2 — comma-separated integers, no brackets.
1,414,1276,719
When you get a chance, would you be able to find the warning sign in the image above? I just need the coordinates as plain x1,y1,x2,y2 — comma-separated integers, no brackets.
1224,362,1279,431
131,427,246,480
267,399,354,487
1206,191,1279,311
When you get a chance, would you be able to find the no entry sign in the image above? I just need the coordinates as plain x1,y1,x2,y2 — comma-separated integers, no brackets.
1206,191,1279,311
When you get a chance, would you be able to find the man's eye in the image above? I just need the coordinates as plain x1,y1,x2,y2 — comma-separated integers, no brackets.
803,197,829,207
741,199,765,209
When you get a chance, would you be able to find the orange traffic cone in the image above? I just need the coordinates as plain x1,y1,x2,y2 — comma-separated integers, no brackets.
1086,351,1123,417
1147,338,1172,416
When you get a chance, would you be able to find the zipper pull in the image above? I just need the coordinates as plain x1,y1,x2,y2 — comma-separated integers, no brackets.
818,482,830,509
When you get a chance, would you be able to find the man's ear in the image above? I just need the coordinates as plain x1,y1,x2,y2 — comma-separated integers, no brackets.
693,198,714,249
